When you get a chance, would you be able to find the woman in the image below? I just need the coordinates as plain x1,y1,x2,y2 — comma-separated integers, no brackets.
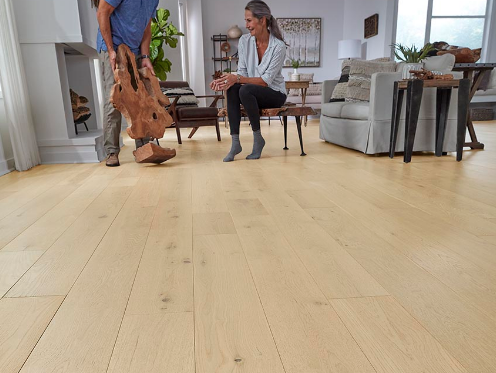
210,0,287,162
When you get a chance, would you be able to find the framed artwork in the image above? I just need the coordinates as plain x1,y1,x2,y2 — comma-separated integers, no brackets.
364,14,379,39
277,18,321,67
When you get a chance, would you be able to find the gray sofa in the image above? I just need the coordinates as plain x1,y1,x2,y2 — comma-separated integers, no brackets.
319,55,459,154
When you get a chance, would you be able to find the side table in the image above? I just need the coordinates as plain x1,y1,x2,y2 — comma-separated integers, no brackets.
452,63,496,149
389,79,471,163
285,80,310,125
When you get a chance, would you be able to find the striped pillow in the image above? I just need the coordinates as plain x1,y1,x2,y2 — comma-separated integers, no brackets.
330,59,353,102
160,87,199,106
345,60,396,102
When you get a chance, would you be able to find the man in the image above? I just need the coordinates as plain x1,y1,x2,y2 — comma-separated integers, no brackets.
96,0,158,167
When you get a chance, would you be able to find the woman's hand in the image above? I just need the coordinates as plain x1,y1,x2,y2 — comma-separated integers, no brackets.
210,74,237,91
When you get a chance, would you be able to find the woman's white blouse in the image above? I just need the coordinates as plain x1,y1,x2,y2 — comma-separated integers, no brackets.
237,33,287,95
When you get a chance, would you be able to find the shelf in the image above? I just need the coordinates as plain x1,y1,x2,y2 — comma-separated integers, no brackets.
213,57,239,61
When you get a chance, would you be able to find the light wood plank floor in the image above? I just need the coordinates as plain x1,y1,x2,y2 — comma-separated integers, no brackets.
1,119,496,373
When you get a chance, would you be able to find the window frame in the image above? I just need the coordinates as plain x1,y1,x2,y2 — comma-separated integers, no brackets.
393,0,493,62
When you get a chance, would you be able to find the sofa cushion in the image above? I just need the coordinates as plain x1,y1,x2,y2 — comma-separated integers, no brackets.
346,60,397,102
321,102,347,118
330,60,352,102
341,102,369,120
176,107,218,120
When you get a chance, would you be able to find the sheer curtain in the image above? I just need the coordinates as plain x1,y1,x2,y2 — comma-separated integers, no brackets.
0,0,40,171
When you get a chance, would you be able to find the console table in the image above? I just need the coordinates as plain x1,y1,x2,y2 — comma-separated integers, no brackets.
452,63,496,149
389,79,471,162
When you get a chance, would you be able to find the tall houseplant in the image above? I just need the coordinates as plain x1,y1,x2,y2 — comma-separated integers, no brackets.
392,43,434,79
150,8,184,81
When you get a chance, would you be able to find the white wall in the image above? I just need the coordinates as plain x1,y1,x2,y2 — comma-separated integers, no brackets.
13,0,82,44
77,0,98,49
343,0,395,60
184,0,206,95
201,0,345,91
158,0,184,81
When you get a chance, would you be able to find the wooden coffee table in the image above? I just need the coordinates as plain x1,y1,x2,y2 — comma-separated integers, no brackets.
286,80,310,125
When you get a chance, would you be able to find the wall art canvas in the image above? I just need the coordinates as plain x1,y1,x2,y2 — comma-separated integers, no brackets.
364,14,379,39
277,18,321,67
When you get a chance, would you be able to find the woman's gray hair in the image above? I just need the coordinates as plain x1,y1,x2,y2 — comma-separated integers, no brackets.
245,0,286,43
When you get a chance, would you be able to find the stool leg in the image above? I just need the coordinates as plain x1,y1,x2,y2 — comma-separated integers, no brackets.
457,79,471,161
283,116,288,150
435,88,451,157
404,79,423,163
295,116,306,156
389,82,404,158
75,123,78,135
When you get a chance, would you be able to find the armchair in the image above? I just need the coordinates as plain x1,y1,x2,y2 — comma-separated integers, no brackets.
159,81,223,144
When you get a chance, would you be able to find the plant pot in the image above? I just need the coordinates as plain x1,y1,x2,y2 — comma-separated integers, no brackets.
291,73,300,81
402,62,423,79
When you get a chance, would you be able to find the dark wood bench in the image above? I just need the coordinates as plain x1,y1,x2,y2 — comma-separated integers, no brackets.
218,105,316,156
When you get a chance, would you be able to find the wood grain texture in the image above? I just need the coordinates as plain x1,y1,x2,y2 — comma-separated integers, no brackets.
194,234,285,373
0,296,63,373
0,251,42,297
107,313,194,373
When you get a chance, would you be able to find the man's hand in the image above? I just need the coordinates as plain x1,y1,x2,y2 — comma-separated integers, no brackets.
141,58,155,76
109,49,117,71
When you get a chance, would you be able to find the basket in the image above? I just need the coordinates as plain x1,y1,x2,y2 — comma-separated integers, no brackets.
471,107,494,121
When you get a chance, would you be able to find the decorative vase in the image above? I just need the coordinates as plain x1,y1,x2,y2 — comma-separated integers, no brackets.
227,25,242,39
402,62,423,79
291,68,300,81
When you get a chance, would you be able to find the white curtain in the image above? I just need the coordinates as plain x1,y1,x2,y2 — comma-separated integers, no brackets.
0,0,40,171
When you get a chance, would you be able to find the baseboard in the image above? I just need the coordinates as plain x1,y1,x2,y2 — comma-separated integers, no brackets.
0,157,14,176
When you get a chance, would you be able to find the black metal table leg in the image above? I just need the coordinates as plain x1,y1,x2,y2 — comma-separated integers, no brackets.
283,116,288,150
435,88,452,157
404,79,424,163
457,79,471,161
389,81,404,158
295,116,306,156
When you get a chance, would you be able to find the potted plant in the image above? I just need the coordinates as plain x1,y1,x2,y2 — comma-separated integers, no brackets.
291,59,300,81
391,43,434,79
150,8,184,81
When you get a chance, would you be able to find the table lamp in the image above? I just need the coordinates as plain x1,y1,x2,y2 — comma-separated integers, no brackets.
338,39,362,60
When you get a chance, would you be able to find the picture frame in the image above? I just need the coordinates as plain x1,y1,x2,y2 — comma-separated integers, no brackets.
277,17,321,67
364,14,379,39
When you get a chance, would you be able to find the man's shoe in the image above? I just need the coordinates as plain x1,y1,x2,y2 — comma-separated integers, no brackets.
106,153,120,167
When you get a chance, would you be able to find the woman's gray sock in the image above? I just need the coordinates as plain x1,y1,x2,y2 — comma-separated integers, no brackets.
223,134,242,162
246,130,265,159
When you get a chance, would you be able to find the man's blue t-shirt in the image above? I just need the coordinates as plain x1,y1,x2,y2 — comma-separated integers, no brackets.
97,0,159,55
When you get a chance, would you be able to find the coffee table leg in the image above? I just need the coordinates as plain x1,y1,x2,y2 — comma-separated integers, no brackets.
283,116,288,150
457,79,471,161
404,79,423,163
295,116,306,156
435,88,452,157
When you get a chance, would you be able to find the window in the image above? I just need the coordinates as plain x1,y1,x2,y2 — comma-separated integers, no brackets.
395,0,489,52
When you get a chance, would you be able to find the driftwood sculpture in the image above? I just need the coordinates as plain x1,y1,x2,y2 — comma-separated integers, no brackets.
409,68,454,80
111,44,176,163
437,48,481,63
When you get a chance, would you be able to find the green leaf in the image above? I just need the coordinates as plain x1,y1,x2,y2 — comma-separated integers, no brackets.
156,8,170,23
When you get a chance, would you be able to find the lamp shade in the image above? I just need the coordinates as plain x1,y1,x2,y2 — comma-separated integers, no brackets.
338,39,362,60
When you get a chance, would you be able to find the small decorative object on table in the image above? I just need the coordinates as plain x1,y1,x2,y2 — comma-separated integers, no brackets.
392,43,435,79
408,68,454,80
291,59,300,81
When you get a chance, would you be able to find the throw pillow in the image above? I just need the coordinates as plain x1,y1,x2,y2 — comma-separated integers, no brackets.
306,82,322,96
330,59,353,102
345,60,396,102
160,87,199,106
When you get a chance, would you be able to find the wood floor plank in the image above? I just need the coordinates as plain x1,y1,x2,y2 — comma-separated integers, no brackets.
233,214,376,373
192,164,229,213
0,185,78,249
6,186,133,297
308,206,496,373
193,212,236,235
194,234,285,373
332,296,467,373
0,251,42,297
18,178,159,373
126,169,193,315
107,313,194,373
256,188,388,299
0,296,64,373
1,172,121,252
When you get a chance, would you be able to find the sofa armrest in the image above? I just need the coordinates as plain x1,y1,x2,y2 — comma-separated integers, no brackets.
322,80,338,104
369,72,401,121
